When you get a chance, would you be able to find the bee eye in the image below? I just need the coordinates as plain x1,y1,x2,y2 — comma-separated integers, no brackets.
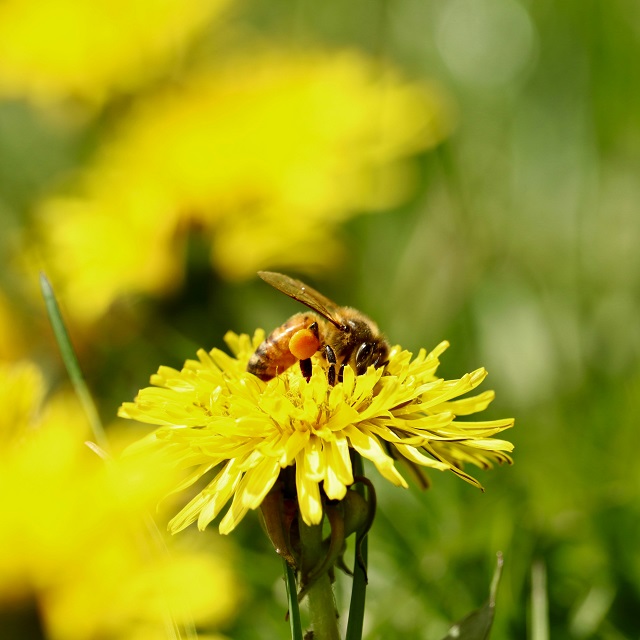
355,342,374,373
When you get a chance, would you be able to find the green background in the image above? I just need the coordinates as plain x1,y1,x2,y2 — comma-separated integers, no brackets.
2,1,639,638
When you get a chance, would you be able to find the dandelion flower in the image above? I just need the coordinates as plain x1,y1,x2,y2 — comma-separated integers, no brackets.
0,0,228,105
0,362,239,639
0,290,28,361
34,50,453,323
119,331,514,535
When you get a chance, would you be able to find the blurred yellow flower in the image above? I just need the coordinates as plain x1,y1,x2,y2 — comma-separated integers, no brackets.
0,361,238,639
35,50,453,323
0,361,45,447
0,290,28,362
0,0,228,105
36,192,185,326
119,331,513,535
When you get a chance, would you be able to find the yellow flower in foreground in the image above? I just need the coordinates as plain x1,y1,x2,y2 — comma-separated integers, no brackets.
119,331,514,535
34,50,453,323
0,0,228,105
0,362,238,639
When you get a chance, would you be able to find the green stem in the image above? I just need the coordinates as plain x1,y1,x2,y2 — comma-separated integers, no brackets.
299,519,341,640
345,536,367,640
283,559,303,640
307,572,341,640
346,453,368,640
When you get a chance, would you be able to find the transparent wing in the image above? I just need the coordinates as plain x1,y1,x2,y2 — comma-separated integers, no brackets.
258,271,346,330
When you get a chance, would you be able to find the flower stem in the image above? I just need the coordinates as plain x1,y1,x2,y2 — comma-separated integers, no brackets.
306,572,341,640
345,453,369,640
299,518,341,640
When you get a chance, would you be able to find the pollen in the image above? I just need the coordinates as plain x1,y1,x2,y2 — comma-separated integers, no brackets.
289,328,321,360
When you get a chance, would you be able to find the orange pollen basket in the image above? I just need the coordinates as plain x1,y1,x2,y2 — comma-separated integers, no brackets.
289,328,321,360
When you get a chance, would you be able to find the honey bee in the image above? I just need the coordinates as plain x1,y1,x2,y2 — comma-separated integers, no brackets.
247,271,389,385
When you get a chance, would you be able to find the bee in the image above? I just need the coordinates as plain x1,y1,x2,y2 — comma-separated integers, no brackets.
247,271,389,385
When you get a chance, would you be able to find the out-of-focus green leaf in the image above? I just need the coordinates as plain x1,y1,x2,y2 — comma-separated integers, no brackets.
440,553,503,640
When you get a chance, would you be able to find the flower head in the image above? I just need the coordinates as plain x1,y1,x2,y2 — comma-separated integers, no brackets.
0,0,228,105
32,50,452,323
0,361,239,638
0,290,28,362
119,331,514,535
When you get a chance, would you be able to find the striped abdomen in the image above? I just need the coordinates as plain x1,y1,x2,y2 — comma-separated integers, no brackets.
247,312,319,381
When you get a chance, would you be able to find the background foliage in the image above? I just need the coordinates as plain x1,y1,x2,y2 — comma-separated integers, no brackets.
1,0,639,638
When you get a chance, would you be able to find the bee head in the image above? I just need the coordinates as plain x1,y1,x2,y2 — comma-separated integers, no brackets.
354,340,389,375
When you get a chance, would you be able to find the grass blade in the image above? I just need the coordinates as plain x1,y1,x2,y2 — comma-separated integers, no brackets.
531,559,549,640
283,559,303,640
441,552,504,640
39,272,108,451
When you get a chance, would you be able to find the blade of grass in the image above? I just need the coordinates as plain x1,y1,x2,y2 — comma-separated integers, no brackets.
441,552,504,640
345,453,368,640
283,559,303,640
40,272,108,452
531,560,549,640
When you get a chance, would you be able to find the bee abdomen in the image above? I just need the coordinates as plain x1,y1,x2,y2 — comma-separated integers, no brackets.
247,312,318,381
247,337,297,380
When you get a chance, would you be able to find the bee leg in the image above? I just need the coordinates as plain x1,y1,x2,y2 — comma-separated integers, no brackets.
308,321,320,339
325,345,337,386
299,358,312,382
337,364,346,384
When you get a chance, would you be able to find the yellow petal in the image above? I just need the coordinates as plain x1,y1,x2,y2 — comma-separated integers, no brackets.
240,457,280,509
343,425,408,488
296,454,323,525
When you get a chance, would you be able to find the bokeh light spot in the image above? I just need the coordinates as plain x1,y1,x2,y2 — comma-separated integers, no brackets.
436,0,536,88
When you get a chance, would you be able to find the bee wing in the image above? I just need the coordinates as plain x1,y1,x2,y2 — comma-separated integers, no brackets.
258,271,346,330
